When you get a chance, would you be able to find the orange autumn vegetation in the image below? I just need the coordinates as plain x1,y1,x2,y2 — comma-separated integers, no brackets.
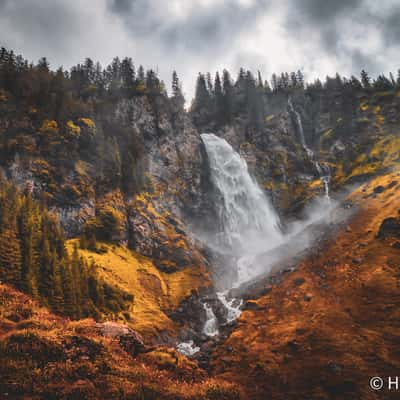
211,171,400,400
0,284,241,399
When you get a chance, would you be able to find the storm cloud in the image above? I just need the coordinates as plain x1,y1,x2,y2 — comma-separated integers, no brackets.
0,0,399,99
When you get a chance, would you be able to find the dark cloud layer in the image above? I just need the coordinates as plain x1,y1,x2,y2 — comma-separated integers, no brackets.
0,0,399,98
287,0,400,74
291,0,364,22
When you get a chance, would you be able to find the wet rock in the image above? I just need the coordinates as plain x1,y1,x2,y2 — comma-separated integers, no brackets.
352,257,363,265
373,185,385,194
200,340,217,353
260,284,273,296
391,241,400,249
96,322,146,357
377,217,400,239
287,340,299,352
119,332,147,357
244,300,262,310
328,362,343,374
293,277,306,287
304,293,313,302
168,289,209,334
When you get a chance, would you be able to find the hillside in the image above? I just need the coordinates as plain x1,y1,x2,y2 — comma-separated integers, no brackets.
0,47,400,399
0,283,240,399
212,171,400,399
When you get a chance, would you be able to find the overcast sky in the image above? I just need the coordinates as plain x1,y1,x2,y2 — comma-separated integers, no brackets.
1,0,399,100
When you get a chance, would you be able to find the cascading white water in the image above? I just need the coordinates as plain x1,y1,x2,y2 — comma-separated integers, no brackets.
198,133,285,332
217,292,243,323
288,98,331,200
177,340,200,357
201,133,283,279
202,303,219,337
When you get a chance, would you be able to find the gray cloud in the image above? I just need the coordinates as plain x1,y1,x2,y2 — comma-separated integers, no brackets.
381,8,400,45
291,0,364,23
0,0,399,99
108,0,269,54
285,0,400,76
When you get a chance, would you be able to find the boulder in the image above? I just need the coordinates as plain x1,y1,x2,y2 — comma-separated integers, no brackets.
373,185,385,194
96,322,146,357
377,217,400,239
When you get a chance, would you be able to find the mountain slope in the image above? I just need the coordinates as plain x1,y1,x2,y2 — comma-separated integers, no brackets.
0,283,240,400
211,171,400,400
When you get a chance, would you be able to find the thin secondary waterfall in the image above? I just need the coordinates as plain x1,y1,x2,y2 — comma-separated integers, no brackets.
288,98,331,200
201,133,283,273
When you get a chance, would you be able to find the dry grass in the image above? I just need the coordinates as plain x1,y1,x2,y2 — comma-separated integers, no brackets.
67,240,210,340
0,283,242,399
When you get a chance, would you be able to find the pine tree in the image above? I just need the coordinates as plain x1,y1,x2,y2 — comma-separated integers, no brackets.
171,70,184,110
214,72,224,125
0,227,22,286
271,73,278,92
192,73,211,112
222,69,233,123
121,57,135,90
18,196,40,296
206,72,213,94
51,257,64,314
290,72,298,88
257,71,264,88
361,70,371,88
296,70,304,89
61,262,76,317
38,238,54,301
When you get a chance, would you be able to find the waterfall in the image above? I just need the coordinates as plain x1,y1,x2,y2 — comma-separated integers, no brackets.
177,340,200,357
201,133,283,267
217,292,243,323
288,98,331,200
202,303,219,337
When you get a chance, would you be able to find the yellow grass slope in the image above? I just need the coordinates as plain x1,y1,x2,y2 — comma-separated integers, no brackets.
68,240,210,340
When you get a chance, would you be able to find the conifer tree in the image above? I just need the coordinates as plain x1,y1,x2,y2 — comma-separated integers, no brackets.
361,70,371,88
0,227,22,286
171,70,185,110
214,72,224,124
51,257,64,314
222,69,233,123
38,238,53,302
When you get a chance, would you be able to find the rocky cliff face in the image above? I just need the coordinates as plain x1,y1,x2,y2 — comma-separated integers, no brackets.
191,88,400,217
3,85,399,281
